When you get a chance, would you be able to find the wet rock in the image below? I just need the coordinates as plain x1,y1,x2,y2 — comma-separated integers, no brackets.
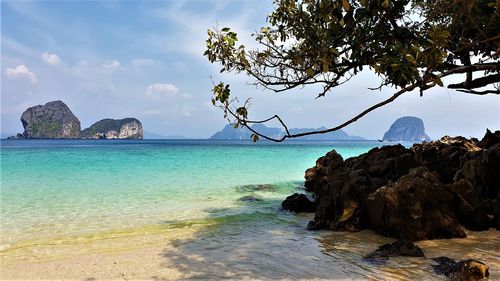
308,145,419,233
367,167,466,240
445,179,491,231
298,130,499,241
282,193,316,213
432,257,489,281
364,240,424,262
238,196,263,202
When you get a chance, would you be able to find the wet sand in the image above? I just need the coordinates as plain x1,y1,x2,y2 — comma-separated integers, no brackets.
2,215,499,280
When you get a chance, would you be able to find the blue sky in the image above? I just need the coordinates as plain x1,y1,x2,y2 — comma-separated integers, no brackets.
1,0,499,139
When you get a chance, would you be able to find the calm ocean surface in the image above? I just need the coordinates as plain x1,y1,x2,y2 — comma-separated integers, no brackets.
0,140,377,251
1,139,499,279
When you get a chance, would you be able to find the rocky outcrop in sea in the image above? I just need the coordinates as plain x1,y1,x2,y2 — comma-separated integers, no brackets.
81,118,143,139
382,116,431,142
286,129,500,241
20,100,81,139
9,100,143,139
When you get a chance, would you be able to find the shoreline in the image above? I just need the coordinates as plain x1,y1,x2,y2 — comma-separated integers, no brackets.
2,218,499,280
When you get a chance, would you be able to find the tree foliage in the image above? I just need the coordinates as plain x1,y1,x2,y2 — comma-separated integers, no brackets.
204,0,500,142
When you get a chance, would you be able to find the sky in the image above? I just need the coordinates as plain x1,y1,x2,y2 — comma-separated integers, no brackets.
1,0,499,139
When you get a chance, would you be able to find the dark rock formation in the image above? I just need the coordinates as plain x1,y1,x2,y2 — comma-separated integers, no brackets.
382,116,431,142
238,195,263,202
282,193,316,213
81,118,143,139
295,130,500,241
364,240,424,263
366,167,466,240
432,257,489,281
20,100,81,139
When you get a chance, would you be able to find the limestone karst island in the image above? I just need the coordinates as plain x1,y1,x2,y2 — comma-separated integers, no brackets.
9,100,143,139
1,0,499,280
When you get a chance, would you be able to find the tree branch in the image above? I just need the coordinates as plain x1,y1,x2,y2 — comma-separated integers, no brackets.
456,89,500,95
448,73,500,90
229,84,419,142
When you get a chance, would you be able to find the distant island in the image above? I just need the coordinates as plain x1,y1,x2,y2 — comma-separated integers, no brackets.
8,100,143,139
81,118,143,139
210,123,365,140
382,116,431,142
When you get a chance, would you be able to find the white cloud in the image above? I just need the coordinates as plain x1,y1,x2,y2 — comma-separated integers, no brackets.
145,83,179,99
102,60,120,69
41,52,62,66
131,58,155,66
5,64,38,83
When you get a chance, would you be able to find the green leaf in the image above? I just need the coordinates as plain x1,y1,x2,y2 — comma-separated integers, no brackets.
306,68,314,77
322,62,329,72
221,27,230,32
233,123,239,129
404,54,416,65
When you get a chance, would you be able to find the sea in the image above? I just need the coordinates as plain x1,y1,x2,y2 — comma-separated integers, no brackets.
1,139,499,279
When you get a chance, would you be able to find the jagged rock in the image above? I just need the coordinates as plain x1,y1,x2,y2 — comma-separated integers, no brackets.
307,145,419,233
479,129,500,149
295,130,500,241
366,167,466,240
382,116,431,142
21,100,81,139
364,240,424,262
81,118,143,139
432,257,489,281
445,179,491,231
282,193,316,213
413,135,480,183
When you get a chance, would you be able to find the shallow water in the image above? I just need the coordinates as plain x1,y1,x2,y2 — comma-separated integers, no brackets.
1,139,498,279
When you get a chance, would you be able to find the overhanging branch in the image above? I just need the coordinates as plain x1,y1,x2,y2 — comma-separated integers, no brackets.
448,73,500,91
228,84,419,142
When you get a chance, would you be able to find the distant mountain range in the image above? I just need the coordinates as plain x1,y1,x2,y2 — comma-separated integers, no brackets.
143,131,190,139
210,124,365,140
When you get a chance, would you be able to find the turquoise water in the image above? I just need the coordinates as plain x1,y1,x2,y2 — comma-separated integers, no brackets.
0,139,379,253
2,139,499,280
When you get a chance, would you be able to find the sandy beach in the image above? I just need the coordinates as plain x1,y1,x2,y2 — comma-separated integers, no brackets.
2,217,499,281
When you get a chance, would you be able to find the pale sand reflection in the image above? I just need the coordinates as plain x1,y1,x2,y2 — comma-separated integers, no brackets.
1,215,499,280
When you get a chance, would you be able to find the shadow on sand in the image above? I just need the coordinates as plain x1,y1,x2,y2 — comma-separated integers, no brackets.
155,195,394,280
